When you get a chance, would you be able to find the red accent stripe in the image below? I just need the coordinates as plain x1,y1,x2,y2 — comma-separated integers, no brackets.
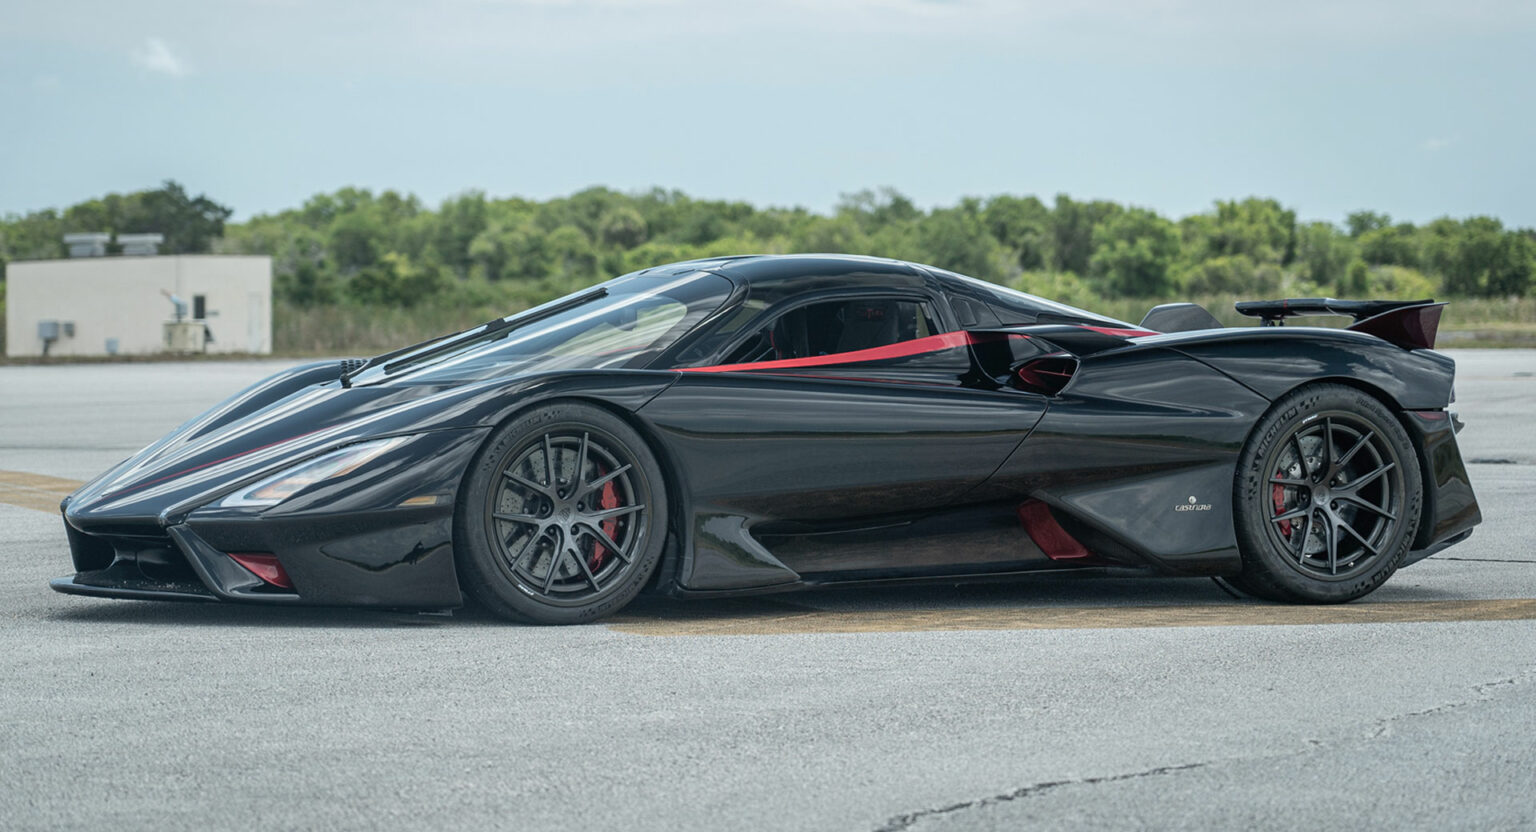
1079,325,1156,338
683,331,1020,374
1017,500,1093,561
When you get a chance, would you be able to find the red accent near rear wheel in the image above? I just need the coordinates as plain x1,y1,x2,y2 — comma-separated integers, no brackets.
1272,471,1292,537
1017,500,1093,561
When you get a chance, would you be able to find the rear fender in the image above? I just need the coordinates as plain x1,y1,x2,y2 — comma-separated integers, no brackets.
1162,329,1457,411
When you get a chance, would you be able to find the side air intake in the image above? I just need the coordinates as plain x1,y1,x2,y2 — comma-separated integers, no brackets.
1011,355,1079,397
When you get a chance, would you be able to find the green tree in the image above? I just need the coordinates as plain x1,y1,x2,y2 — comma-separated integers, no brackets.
348,252,449,306
1423,216,1533,296
837,188,921,233
58,180,231,254
0,208,67,278
916,202,1004,282
1357,223,1420,268
1346,210,1392,238
598,206,648,249
434,191,488,274
1295,221,1355,290
1343,259,1370,296
791,215,867,254
276,261,339,305
1049,194,1121,274
500,225,556,282
328,212,382,273
1088,207,1181,297
1181,198,1295,267
983,195,1052,271
546,225,599,286
129,181,234,253
11,182,1536,328
1182,255,1283,295
1488,233,1536,296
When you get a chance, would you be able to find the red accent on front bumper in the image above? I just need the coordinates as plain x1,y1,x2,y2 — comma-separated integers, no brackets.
227,553,294,589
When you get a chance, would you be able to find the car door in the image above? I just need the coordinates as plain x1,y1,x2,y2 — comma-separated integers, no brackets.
637,291,1050,588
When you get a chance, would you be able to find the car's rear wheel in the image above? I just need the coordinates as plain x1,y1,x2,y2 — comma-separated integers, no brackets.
1230,383,1422,603
455,402,668,624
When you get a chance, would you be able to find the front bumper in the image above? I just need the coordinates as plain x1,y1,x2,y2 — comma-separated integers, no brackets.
52,509,463,609
52,428,490,610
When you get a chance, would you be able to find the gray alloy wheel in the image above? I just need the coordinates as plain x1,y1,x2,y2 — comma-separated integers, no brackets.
1230,383,1422,603
454,401,668,624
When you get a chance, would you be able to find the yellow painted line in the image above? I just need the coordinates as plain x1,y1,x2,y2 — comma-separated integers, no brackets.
0,471,83,514
608,598,1536,636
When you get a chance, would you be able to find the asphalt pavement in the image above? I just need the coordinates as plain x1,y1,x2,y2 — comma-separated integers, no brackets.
1,351,1532,831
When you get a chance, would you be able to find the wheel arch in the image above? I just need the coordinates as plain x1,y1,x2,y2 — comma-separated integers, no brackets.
1256,376,1437,552
1228,379,1426,602
457,391,692,595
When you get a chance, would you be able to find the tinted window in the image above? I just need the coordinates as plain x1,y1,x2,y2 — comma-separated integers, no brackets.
723,298,939,364
934,268,1129,327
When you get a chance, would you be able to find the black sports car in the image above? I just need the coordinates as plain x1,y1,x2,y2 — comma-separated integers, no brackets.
52,255,1481,623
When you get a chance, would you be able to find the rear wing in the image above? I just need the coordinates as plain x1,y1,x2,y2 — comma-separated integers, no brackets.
1234,298,1446,350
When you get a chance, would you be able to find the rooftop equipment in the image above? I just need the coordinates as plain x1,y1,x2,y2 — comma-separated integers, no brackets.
117,233,165,256
63,233,110,258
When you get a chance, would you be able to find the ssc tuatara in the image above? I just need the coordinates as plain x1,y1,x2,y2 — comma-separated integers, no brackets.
52,255,1481,623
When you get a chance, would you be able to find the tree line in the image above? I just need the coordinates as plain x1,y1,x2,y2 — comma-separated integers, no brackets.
2,181,1533,314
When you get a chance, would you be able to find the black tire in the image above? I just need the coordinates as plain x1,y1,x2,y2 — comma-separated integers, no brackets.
454,401,668,624
1230,383,1422,604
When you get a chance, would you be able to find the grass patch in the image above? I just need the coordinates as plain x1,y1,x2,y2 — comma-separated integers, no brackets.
272,299,535,356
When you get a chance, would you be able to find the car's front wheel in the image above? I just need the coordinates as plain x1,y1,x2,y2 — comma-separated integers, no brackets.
455,402,668,624
1230,383,1422,603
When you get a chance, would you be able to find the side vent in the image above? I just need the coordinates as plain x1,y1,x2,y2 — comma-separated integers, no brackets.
1011,355,1078,396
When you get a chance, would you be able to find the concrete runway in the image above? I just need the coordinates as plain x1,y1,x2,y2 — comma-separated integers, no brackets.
1,352,1532,830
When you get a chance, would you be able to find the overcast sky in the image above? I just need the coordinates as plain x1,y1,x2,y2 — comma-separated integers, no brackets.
2,0,1533,225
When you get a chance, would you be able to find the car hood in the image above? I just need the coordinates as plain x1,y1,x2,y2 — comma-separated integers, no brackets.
63,363,680,530
63,372,485,528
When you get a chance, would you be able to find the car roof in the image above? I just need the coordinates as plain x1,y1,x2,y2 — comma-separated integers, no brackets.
636,253,924,284
631,253,1129,327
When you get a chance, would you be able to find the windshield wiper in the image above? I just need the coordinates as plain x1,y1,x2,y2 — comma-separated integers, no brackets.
339,286,609,387
339,329,462,388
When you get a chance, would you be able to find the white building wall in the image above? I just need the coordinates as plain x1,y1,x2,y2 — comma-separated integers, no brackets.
4,255,272,357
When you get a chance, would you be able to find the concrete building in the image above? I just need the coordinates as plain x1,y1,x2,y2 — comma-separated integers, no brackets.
5,255,273,357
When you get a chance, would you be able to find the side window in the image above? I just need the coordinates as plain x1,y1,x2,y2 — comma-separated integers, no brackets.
723,298,940,364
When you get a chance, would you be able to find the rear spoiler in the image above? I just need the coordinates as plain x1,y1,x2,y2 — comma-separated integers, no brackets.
1234,298,1446,350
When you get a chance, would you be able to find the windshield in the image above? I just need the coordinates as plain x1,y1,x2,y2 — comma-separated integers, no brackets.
352,271,734,386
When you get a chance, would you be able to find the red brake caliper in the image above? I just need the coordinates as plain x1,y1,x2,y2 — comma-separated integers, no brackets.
587,467,620,572
1273,469,1292,538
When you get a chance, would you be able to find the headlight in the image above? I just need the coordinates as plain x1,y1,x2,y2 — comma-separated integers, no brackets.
217,437,409,508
